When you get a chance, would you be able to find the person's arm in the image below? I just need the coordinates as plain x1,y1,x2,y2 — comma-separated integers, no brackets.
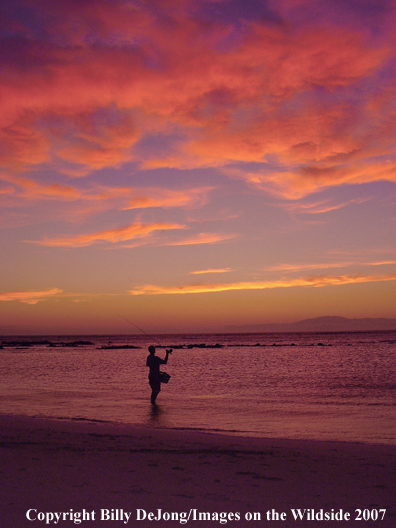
162,349,172,364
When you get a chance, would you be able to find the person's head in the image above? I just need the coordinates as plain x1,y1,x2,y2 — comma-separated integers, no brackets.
148,345,155,355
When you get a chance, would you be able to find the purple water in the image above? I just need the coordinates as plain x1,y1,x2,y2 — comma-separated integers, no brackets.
1,331,395,444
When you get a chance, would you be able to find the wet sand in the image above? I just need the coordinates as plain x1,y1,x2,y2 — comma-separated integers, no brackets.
0,414,395,527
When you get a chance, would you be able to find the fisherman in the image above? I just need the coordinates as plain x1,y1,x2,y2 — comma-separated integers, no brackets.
146,345,172,405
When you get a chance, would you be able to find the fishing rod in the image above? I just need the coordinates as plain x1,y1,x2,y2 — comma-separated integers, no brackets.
122,276,171,351
117,313,164,348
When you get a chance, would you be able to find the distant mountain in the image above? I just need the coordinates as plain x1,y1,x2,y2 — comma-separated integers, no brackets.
225,316,396,333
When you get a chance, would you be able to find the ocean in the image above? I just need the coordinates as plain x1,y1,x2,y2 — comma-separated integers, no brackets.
1,331,395,444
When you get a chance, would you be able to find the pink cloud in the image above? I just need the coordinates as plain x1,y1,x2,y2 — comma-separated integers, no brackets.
0,0,395,219
0,0,391,182
54,110,140,169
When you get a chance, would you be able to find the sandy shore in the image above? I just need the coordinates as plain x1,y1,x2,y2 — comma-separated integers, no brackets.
0,414,395,527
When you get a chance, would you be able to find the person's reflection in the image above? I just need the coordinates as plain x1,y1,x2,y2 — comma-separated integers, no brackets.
148,401,162,425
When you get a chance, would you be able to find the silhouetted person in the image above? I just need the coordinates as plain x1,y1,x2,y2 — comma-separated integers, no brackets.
146,345,172,404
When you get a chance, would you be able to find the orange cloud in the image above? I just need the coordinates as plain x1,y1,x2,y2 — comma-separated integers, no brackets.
128,274,396,295
282,197,371,214
189,268,233,275
226,159,396,200
0,173,216,226
0,185,14,196
0,288,63,304
166,233,236,246
266,260,396,272
123,187,214,210
1,173,213,207
1,173,82,201
117,232,235,249
28,222,185,247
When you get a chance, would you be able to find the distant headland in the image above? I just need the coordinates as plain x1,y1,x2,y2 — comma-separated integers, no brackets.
225,316,396,333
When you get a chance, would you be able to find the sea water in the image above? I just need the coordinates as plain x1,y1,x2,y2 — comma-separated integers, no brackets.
0,331,395,444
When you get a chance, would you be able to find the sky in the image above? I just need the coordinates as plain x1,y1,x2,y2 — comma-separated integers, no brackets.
1,0,396,335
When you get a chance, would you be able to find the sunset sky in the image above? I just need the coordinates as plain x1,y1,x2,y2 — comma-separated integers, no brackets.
1,0,396,335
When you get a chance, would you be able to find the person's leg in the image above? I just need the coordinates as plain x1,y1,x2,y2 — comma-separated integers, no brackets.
151,390,159,404
149,379,161,404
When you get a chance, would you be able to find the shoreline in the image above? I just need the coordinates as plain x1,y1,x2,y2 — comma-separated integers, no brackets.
1,410,395,446
1,412,395,447
1,414,395,527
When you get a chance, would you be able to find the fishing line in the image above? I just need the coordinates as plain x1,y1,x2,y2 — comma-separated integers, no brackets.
117,313,163,347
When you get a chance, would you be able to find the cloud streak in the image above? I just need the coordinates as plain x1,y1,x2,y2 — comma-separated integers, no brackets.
266,260,396,272
281,197,371,214
0,172,216,228
128,274,396,295
27,222,185,247
123,187,215,210
189,268,233,275
228,160,396,200
1,173,213,207
0,288,63,304
165,233,236,246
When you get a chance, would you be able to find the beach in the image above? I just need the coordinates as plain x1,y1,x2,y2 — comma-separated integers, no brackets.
1,414,395,528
